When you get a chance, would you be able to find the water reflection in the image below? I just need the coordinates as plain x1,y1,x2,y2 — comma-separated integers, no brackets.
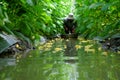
0,58,16,70
63,38,79,80
78,56,120,80
64,38,77,57
0,38,120,80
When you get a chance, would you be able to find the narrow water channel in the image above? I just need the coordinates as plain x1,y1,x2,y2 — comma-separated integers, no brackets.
0,38,120,80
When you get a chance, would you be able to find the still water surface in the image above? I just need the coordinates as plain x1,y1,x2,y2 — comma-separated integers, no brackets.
0,38,120,80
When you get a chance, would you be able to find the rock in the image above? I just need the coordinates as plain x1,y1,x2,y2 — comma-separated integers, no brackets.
99,37,120,52
40,36,47,44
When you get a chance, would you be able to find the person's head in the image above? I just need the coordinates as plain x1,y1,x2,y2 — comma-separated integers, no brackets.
67,13,74,19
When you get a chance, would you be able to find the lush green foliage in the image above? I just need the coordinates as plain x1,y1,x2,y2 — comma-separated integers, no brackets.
0,0,73,42
75,0,120,38
0,0,120,42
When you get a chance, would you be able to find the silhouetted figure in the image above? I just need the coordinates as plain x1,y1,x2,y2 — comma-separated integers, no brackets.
63,13,77,34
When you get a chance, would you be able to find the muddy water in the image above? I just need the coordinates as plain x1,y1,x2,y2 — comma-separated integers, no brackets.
0,38,120,80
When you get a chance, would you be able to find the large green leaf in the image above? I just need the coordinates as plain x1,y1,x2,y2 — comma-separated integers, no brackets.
89,2,103,9
86,23,94,29
0,33,18,54
101,3,111,11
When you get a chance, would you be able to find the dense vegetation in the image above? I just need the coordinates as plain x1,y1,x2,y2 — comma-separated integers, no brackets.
0,0,120,42
0,0,73,43
0,1,120,79
75,0,120,39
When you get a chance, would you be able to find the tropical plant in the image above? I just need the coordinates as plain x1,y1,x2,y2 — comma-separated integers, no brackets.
0,0,74,42
1,0,119,41
75,0,120,39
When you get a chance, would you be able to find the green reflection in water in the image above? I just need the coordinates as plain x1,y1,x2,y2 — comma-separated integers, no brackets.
0,38,120,80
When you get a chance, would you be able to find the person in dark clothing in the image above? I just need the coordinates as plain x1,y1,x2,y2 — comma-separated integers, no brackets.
63,13,77,34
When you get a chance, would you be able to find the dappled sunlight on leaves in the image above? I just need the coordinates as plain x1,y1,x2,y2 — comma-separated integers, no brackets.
37,37,118,56
38,46,43,50
75,45,82,50
38,41,53,51
118,51,120,54
54,47,63,52
44,47,51,51
1,0,120,79
45,42,53,48
80,39,92,43
81,40,88,43
84,44,95,53
98,47,102,51
84,48,95,53
85,45,93,49
28,55,32,58
101,52,108,56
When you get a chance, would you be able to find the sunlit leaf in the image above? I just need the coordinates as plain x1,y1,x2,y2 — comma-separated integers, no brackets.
102,52,108,56
84,48,95,53
98,47,102,51
29,55,32,58
75,45,82,50
54,47,62,52
81,40,89,43
118,51,120,54
85,45,93,49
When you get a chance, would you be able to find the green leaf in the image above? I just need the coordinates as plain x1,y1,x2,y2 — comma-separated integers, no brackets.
89,2,103,9
101,3,111,11
0,33,17,53
20,0,26,4
86,23,93,29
